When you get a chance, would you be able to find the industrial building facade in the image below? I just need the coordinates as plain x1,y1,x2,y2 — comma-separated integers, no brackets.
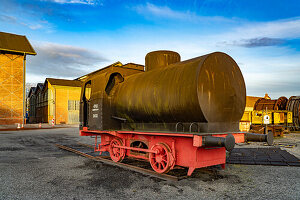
0,32,36,125
43,78,82,124
28,79,82,124
27,62,144,125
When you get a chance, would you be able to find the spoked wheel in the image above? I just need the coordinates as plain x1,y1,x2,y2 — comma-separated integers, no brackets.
109,138,125,162
149,143,173,174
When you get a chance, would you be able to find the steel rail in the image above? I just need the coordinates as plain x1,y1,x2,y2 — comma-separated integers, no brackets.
55,143,180,181
76,142,94,149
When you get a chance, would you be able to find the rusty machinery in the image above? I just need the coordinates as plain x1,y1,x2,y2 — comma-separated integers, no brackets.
254,96,288,111
286,96,300,131
250,96,294,136
79,50,272,176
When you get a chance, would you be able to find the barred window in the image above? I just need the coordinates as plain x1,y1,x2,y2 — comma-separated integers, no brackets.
68,100,80,111
75,100,80,110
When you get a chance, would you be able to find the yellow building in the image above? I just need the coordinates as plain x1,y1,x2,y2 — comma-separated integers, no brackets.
0,32,36,125
27,62,144,125
239,95,262,131
42,78,82,124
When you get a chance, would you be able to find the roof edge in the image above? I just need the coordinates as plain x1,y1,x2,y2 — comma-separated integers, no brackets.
0,47,36,55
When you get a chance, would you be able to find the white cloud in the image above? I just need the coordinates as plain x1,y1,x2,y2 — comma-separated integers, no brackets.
233,17,300,39
134,3,300,48
28,24,43,30
0,14,54,31
235,52,300,98
44,0,101,5
106,35,300,98
134,3,233,23
216,17,300,47
27,42,108,80
134,3,300,42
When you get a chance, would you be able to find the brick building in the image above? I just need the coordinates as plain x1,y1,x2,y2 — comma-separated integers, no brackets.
0,32,36,125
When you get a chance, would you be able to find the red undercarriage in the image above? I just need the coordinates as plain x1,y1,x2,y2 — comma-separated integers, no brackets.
80,127,246,176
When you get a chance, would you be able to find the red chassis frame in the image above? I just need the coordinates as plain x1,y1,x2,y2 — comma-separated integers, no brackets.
80,127,245,176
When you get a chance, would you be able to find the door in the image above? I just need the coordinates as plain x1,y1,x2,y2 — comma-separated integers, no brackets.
82,81,92,127
68,100,80,124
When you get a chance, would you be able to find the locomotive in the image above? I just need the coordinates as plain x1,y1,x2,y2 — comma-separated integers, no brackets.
79,50,272,176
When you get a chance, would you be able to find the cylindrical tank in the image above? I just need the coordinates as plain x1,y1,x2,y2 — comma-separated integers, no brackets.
286,96,300,130
145,50,181,71
113,51,246,124
253,96,288,110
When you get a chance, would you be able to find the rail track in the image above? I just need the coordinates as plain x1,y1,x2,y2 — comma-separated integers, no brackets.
55,143,185,181
56,142,300,181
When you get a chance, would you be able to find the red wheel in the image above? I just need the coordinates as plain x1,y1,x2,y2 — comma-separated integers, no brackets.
149,143,173,174
109,138,125,162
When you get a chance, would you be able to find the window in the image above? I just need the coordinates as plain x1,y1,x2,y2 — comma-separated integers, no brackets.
105,73,124,95
68,100,80,111
75,100,80,110
85,83,92,100
68,100,74,110
49,89,53,100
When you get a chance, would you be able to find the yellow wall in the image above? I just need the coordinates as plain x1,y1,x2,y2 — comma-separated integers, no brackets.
244,96,262,111
0,53,24,125
47,83,81,124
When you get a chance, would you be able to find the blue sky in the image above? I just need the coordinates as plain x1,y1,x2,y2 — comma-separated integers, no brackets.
1,0,300,98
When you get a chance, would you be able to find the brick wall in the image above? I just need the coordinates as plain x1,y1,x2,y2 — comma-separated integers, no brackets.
0,53,24,125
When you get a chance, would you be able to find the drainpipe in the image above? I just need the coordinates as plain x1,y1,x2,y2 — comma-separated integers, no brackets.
23,53,27,125
54,88,56,124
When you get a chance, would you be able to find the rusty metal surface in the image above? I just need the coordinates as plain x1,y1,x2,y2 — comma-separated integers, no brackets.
145,50,180,71
245,132,273,145
254,96,288,111
113,52,246,125
79,63,146,130
286,96,300,130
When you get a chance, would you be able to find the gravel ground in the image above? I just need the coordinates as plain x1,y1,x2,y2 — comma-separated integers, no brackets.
0,128,299,200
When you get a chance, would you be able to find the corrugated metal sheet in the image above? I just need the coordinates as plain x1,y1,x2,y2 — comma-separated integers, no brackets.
46,78,82,87
246,96,262,108
76,62,144,81
0,32,36,55
76,61,123,81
